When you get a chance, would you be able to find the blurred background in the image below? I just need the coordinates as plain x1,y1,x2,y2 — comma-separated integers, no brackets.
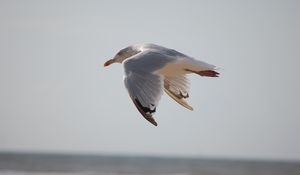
0,0,300,174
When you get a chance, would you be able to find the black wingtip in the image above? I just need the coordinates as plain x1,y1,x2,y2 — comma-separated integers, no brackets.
146,117,158,126
142,112,158,126
133,98,158,126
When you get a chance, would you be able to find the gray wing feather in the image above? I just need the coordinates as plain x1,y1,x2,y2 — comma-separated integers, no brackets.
124,73,163,126
125,72,162,108
123,51,170,126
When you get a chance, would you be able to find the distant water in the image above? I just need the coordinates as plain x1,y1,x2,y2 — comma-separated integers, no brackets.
0,152,299,175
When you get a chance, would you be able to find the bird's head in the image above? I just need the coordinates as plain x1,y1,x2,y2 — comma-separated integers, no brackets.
104,46,141,67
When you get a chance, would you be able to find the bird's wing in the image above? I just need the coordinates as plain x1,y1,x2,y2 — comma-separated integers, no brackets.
124,72,163,126
163,75,193,110
155,55,218,110
123,51,173,126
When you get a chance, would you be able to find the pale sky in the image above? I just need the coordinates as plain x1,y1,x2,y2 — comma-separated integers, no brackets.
0,0,299,161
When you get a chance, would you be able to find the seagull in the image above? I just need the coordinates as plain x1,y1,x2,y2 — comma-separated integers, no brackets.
104,44,219,126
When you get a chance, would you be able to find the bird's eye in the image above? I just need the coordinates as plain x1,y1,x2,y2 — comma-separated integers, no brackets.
117,50,125,56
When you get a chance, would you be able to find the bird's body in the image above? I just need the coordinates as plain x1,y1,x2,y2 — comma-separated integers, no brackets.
104,44,219,126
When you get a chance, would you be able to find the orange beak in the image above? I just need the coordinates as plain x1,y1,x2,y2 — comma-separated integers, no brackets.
104,59,114,67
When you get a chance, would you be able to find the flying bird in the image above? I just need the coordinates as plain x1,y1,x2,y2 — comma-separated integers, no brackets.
104,44,219,126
